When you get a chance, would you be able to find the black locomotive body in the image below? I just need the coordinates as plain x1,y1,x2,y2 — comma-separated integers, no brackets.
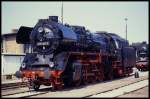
15,16,136,90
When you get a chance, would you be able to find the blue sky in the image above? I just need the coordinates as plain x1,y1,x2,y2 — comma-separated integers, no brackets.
2,1,148,44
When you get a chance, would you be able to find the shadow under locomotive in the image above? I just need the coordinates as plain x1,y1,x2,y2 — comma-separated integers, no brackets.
15,16,136,91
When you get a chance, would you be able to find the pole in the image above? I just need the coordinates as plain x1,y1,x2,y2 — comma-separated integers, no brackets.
125,18,128,41
61,2,63,24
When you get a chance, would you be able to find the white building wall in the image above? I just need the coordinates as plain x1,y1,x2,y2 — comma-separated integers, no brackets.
1,54,25,75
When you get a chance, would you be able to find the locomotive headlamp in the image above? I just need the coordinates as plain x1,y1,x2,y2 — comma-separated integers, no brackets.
38,27,44,33
49,61,54,67
21,63,26,69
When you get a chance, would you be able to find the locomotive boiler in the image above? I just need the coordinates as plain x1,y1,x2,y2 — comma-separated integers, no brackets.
15,16,136,90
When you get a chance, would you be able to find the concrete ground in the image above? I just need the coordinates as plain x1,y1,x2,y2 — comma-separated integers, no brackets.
117,86,149,98
90,79,148,98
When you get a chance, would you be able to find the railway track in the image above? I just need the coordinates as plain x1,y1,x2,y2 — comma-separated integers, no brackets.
2,91,48,98
1,82,27,90
2,77,148,97
2,82,52,96
2,86,52,98
2,72,148,98
30,73,148,98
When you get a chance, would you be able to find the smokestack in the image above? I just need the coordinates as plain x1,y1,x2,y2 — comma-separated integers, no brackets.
49,16,58,22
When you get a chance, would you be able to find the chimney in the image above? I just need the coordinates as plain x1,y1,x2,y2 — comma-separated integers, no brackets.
49,16,58,22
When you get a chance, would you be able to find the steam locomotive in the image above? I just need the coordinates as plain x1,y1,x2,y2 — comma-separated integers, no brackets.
15,16,136,90
131,42,149,71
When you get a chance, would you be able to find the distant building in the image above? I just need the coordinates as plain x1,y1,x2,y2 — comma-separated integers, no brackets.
1,29,31,54
1,29,29,79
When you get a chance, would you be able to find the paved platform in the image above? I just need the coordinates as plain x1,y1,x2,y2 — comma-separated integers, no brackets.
117,86,149,98
90,79,148,97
